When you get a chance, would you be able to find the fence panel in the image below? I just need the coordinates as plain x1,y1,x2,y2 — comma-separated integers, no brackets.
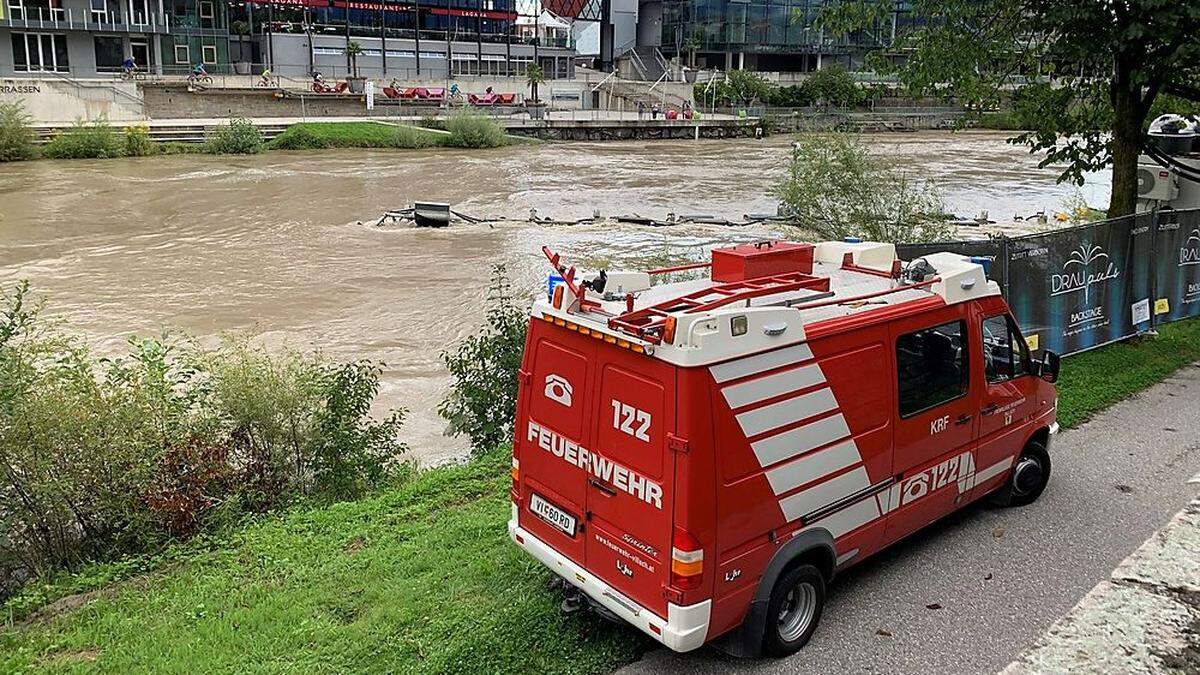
1153,208,1200,323
1004,214,1152,354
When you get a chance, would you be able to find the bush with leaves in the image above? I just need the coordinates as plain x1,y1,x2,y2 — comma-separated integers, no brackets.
773,133,953,243
0,100,36,162
41,118,124,159
123,123,157,156
0,283,408,598
205,117,263,154
439,267,528,456
268,124,328,150
800,66,865,108
444,111,508,149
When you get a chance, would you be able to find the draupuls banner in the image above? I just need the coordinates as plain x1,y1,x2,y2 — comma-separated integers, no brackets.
1006,214,1154,355
899,208,1200,356
1154,209,1200,323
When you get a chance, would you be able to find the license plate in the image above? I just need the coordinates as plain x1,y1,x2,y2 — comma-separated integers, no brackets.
530,493,576,537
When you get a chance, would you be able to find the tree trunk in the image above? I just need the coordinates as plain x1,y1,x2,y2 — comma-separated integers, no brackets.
1107,64,1148,218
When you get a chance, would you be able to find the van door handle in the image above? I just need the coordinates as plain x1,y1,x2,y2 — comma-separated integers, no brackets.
981,403,999,415
589,479,618,497
955,413,973,425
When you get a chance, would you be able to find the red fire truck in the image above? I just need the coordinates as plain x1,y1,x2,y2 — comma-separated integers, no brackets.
508,239,1060,656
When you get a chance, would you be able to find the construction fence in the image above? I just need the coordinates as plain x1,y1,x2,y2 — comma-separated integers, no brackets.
896,208,1200,356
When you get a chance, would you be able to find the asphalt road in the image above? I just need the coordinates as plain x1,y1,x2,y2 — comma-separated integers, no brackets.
619,364,1200,675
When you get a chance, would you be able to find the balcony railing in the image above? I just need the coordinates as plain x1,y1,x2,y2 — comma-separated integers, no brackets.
0,6,171,33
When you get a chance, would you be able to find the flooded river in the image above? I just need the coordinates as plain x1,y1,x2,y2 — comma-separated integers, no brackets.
0,131,1108,464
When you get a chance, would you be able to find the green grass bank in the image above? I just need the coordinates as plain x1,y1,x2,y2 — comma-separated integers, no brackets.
2,317,1199,674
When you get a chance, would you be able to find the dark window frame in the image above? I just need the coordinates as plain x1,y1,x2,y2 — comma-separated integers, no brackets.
896,319,969,418
981,313,1031,384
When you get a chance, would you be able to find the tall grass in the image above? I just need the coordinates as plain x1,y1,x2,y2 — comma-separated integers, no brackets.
204,117,263,154
0,100,36,162
444,111,509,149
0,283,409,599
41,118,124,159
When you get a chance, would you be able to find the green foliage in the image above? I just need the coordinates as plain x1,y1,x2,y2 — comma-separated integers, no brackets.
267,122,445,151
720,69,772,106
819,0,1200,216
41,118,124,159
444,111,508,149
439,267,527,456
773,133,953,242
345,41,364,78
0,449,649,673
123,123,157,157
526,63,545,102
390,124,440,149
799,66,865,107
268,123,329,150
0,100,36,162
204,117,263,154
0,283,407,598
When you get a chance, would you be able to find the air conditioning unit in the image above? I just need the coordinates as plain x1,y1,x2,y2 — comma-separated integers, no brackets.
1137,165,1179,201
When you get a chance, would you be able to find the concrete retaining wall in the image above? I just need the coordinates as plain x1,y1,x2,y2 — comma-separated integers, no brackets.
0,77,143,123
141,85,373,118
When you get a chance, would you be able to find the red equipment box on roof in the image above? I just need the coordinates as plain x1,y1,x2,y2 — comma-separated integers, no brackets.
711,241,815,282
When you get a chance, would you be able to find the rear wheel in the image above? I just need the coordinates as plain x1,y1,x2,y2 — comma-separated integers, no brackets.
762,563,825,657
991,440,1051,507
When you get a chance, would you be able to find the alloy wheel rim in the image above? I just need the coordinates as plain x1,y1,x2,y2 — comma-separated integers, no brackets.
1013,455,1044,495
777,581,817,642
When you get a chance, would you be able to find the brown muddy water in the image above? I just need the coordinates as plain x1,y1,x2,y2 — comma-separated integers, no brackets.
0,131,1108,464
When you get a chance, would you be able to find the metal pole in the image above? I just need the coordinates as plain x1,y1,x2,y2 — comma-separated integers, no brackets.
414,0,420,75
346,2,352,76
1149,209,1160,334
380,0,387,75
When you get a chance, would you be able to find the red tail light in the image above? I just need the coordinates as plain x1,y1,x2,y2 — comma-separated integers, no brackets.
670,528,703,590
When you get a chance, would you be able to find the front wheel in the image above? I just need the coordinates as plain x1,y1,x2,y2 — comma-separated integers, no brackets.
762,563,826,657
991,440,1051,507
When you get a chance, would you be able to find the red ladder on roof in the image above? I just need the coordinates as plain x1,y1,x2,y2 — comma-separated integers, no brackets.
607,270,831,343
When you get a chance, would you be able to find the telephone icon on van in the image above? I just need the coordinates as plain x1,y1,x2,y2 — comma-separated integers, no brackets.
544,374,573,407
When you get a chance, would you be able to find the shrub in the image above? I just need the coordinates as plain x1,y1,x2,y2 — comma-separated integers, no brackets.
0,100,36,162
801,66,865,108
124,123,157,156
773,133,954,243
158,141,204,155
204,117,263,154
391,125,441,149
0,282,408,598
444,111,508,149
269,124,329,150
439,267,527,456
41,118,124,159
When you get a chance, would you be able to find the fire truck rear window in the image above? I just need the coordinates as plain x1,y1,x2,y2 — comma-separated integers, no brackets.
896,320,968,417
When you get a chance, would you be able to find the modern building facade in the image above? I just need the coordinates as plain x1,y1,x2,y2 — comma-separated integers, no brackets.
639,0,912,72
0,0,229,75
0,0,573,78
220,0,574,79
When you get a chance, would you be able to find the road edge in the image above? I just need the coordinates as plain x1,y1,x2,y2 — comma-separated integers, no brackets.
1000,490,1200,674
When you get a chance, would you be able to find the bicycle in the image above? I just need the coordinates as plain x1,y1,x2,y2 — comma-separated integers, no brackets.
187,73,214,89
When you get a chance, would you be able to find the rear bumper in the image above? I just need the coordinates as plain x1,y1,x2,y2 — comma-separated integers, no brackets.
508,511,711,652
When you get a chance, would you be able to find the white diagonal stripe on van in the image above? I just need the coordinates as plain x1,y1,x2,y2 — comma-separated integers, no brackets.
735,388,839,438
764,440,862,496
970,454,1015,489
708,343,815,384
778,466,871,522
751,413,851,468
805,492,880,536
720,363,826,409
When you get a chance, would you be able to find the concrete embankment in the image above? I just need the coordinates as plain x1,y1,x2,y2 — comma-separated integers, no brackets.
1002,493,1200,674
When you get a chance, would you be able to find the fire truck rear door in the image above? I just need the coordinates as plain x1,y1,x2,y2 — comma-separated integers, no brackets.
583,356,675,618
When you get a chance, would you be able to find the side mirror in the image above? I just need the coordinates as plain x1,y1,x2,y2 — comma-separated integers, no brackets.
1034,350,1061,383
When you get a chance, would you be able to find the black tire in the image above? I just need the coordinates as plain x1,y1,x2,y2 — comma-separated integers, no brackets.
761,563,826,657
991,440,1051,507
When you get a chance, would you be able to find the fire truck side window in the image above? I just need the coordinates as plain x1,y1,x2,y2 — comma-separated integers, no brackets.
982,314,1030,383
896,320,968,417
